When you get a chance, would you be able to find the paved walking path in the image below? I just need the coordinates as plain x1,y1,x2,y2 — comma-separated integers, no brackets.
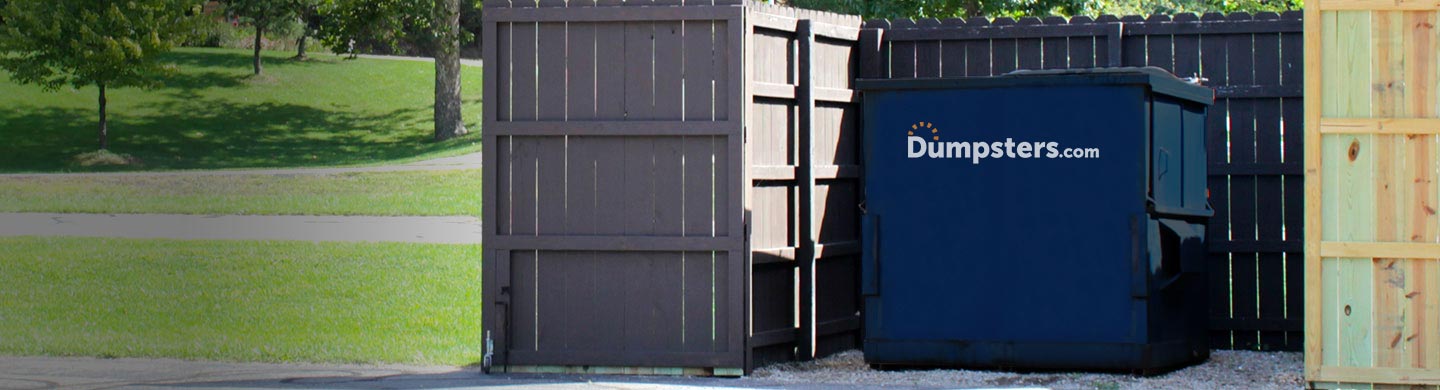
0,213,481,244
0,356,939,390
353,53,484,68
0,152,482,179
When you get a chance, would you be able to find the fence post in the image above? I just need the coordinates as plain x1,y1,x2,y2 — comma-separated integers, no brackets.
859,22,887,79
796,18,818,361
1106,22,1124,67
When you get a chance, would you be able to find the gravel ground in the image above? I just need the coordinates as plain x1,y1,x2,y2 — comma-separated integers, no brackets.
752,350,1304,390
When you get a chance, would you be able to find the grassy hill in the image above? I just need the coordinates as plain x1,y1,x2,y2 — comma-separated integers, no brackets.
0,48,482,173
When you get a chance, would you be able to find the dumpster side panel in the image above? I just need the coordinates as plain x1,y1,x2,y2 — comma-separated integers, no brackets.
862,85,1154,368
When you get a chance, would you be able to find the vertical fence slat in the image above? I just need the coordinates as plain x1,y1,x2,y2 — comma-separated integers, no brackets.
1016,17,1043,71
1120,15,1146,67
1278,10,1306,349
1198,12,1234,349
536,143,568,351
654,19,688,352
1067,16,1096,69
938,19,966,77
594,23,625,120
1171,16,1200,79
1144,15,1173,71
990,18,1017,75
890,19,917,78
964,17,992,77
533,13,567,356
915,19,941,78
1227,12,1262,352
680,19,720,350
1249,12,1289,351
1040,17,1068,70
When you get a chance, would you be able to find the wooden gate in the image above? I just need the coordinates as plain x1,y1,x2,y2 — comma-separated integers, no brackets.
482,0,862,374
1305,1,1440,387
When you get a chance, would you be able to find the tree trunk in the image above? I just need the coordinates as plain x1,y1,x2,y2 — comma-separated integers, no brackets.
294,31,309,60
98,83,108,150
962,0,981,18
433,0,467,141
252,24,264,75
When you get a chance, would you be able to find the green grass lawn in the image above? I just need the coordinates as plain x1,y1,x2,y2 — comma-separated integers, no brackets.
0,237,482,365
0,47,482,173
0,170,480,216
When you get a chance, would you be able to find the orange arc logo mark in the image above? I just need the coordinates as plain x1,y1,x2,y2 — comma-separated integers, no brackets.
910,121,939,140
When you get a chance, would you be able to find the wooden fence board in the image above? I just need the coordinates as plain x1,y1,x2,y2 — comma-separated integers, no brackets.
1016,17,1043,70
964,19,992,77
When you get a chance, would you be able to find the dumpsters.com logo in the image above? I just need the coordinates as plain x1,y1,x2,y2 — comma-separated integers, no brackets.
906,121,1101,164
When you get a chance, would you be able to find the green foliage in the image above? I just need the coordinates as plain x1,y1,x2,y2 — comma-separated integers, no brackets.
316,0,478,57
224,0,295,32
188,13,244,47
0,0,199,91
317,0,427,57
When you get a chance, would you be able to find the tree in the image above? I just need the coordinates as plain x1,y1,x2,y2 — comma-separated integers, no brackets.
432,0,467,140
319,0,471,141
224,0,295,74
291,0,323,60
316,0,419,59
0,0,197,151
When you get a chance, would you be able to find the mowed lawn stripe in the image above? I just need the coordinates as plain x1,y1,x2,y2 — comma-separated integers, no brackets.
0,170,481,216
0,237,482,365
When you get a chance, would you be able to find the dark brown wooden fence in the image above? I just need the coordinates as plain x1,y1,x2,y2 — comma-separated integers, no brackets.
860,12,1305,352
482,0,862,374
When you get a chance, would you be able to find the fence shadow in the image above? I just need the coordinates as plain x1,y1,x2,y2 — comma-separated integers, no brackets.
0,97,470,172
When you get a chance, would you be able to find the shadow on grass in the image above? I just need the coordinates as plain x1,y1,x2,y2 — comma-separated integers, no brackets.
159,50,340,70
0,99,478,172
157,71,245,99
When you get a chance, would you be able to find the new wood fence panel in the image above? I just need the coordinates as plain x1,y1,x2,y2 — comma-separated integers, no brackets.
867,11,1307,351
1308,1,1440,385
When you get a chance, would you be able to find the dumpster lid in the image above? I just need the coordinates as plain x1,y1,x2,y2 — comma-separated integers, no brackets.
856,67,1214,106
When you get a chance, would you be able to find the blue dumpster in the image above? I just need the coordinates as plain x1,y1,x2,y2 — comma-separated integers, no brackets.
857,67,1213,373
